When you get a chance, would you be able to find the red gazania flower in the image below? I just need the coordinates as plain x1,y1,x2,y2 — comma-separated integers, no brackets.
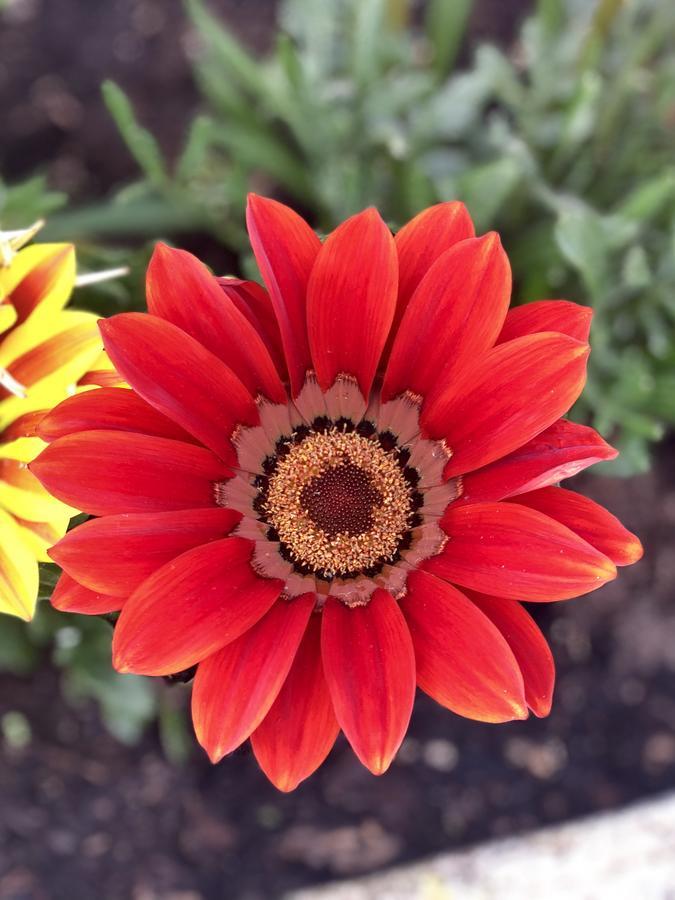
32,196,642,791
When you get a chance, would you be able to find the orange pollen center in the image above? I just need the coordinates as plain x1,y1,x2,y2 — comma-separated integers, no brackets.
261,428,419,579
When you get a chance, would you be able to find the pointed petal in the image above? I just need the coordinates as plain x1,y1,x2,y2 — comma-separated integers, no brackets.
394,201,475,312
112,537,282,675
426,501,617,601
307,208,398,398
193,594,314,762
0,410,45,441
37,387,197,444
0,457,68,523
0,509,38,620
2,320,101,394
400,571,527,722
468,591,554,717
31,431,230,516
422,333,590,477
246,194,321,395
1,244,75,324
459,419,618,503
217,277,287,380
383,233,511,401
51,571,122,615
100,313,258,465
321,590,415,775
251,614,339,792
510,487,643,567
498,300,593,344
50,508,242,597
15,512,70,562
147,244,285,403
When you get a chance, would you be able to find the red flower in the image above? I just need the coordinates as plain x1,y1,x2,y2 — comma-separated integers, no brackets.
32,197,642,791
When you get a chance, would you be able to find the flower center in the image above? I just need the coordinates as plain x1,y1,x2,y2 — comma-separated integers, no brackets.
257,424,421,579
300,461,382,538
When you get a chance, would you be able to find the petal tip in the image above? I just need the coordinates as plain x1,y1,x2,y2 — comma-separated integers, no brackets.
619,533,644,566
530,695,553,719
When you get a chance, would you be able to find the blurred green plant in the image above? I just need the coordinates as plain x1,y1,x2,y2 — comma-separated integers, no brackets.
0,175,67,227
46,0,675,473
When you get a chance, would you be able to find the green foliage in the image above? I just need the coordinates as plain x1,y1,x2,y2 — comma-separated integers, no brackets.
43,0,674,472
0,175,66,228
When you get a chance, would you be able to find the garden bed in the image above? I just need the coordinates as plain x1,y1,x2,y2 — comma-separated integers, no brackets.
1,441,673,899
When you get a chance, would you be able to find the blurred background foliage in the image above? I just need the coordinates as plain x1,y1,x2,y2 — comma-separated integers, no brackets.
1,0,674,749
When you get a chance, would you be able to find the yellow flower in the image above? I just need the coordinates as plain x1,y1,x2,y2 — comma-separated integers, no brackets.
0,224,106,620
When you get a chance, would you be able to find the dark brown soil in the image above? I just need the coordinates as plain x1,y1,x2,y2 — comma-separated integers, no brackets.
0,0,531,204
1,441,673,900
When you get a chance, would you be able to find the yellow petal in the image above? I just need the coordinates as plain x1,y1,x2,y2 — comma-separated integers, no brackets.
0,508,39,620
0,436,45,462
0,308,97,368
0,302,17,336
15,512,71,562
0,317,102,429
0,458,74,522
78,348,125,388
0,243,75,324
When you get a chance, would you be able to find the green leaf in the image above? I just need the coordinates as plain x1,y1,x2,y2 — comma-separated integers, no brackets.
0,175,66,228
425,0,473,79
352,0,387,88
176,115,214,182
101,81,167,188
185,0,268,99
457,157,522,232
554,205,610,298
617,170,675,223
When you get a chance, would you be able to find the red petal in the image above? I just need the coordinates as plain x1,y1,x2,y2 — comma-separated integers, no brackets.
509,487,643,567
192,594,314,762
37,387,197,444
100,313,258,465
468,591,554,717
31,431,229,516
459,419,618,503
383,234,511,402
321,590,415,775
112,537,282,676
251,614,339,792
395,202,475,313
307,209,398,398
400,571,527,722
426,501,617,601
147,245,285,403
50,508,241,597
422,333,590,477
498,300,593,344
246,194,321,396
51,571,122,615
217,277,287,380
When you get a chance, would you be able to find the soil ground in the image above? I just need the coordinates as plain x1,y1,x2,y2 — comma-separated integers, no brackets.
1,443,673,900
